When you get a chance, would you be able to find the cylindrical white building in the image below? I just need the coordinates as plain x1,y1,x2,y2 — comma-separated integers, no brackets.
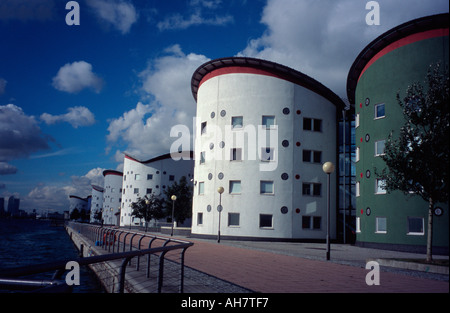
120,152,194,227
90,185,104,223
190,57,344,240
102,170,123,226
69,195,88,219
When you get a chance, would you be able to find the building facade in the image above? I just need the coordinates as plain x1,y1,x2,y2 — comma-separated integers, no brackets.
102,170,123,226
190,57,345,240
120,152,194,227
68,195,89,219
90,185,104,223
347,13,449,253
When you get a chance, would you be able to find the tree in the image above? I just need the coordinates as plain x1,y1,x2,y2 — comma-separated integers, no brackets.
163,176,193,224
377,63,449,262
130,194,164,231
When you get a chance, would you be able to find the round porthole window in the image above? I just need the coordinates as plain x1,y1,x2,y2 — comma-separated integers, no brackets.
366,207,371,216
220,110,226,117
208,173,213,180
281,206,288,214
366,170,371,178
283,107,290,115
219,141,225,148
218,172,224,180
207,205,212,212
282,140,289,147
365,98,370,106
365,134,370,142
281,173,289,180
210,112,215,118
209,143,214,150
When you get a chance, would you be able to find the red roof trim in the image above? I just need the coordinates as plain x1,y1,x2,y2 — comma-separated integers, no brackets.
358,28,449,81
199,66,285,89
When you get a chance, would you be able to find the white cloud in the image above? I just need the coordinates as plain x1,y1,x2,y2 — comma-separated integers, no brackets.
52,61,103,94
0,162,17,175
86,0,138,34
40,106,96,128
0,104,50,162
238,0,449,98
106,45,209,159
22,167,105,213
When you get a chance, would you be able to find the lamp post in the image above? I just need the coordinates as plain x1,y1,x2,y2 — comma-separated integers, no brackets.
322,161,335,261
170,195,177,236
217,186,224,243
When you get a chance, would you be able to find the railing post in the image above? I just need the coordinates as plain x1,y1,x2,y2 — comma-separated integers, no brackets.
157,251,168,293
179,247,188,293
118,256,132,293
146,237,156,278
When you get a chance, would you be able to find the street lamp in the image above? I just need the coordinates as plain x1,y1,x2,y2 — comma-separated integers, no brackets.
322,161,335,261
170,195,177,236
217,186,224,243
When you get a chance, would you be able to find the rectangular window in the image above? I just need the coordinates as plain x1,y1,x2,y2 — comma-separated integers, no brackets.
259,214,273,228
261,147,275,162
228,213,240,227
356,147,360,162
302,183,321,196
303,118,312,130
229,180,241,194
302,216,311,229
135,174,140,181
375,179,387,194
260,181,274,194
356,217,361,233
197,213,203,225
133,188,139,194
356,113,360,128
200,151,206,164
376,217,387,233
375,140,386,156
407,217,424,235
231,116,243,129
198,182,205,195
146,188,152,194
303,118,322,132
147,174,153,180
302,150,311,162
302,216,321,230
201,121,207,135
169,175,175,181
230,148,242,161
262,115,275,129
313,216,322,229
375,103,385,119
356,181,360,197
313,151,322,163
304,150,322,163
313,119,322,132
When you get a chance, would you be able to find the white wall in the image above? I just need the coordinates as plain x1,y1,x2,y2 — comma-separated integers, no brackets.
192,72,337,239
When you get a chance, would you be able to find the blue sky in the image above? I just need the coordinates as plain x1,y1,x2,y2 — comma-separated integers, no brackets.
1,0,448,213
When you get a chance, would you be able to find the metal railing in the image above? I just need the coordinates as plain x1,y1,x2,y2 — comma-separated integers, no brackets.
0,222,194,293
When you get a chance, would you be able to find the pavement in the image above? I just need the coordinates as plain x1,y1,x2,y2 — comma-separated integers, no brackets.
178,236,448,293
83,226,449,293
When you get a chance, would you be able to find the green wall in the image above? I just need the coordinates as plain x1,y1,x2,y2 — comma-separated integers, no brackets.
355,35,449,251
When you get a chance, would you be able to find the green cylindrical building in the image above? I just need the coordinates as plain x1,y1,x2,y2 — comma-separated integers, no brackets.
347,13,449,253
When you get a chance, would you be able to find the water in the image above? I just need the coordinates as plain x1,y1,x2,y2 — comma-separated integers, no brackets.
0,219,104,293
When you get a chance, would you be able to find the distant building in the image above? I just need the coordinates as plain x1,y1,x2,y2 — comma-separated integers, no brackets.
69,195,89,220
102,170,123,226
90,185,104,224
7,195,20,217
0,197,5,216
190,57,345,240
120,152,194,227
347,13,449,253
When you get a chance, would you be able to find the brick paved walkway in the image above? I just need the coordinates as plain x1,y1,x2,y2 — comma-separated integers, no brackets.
181,238,448,293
